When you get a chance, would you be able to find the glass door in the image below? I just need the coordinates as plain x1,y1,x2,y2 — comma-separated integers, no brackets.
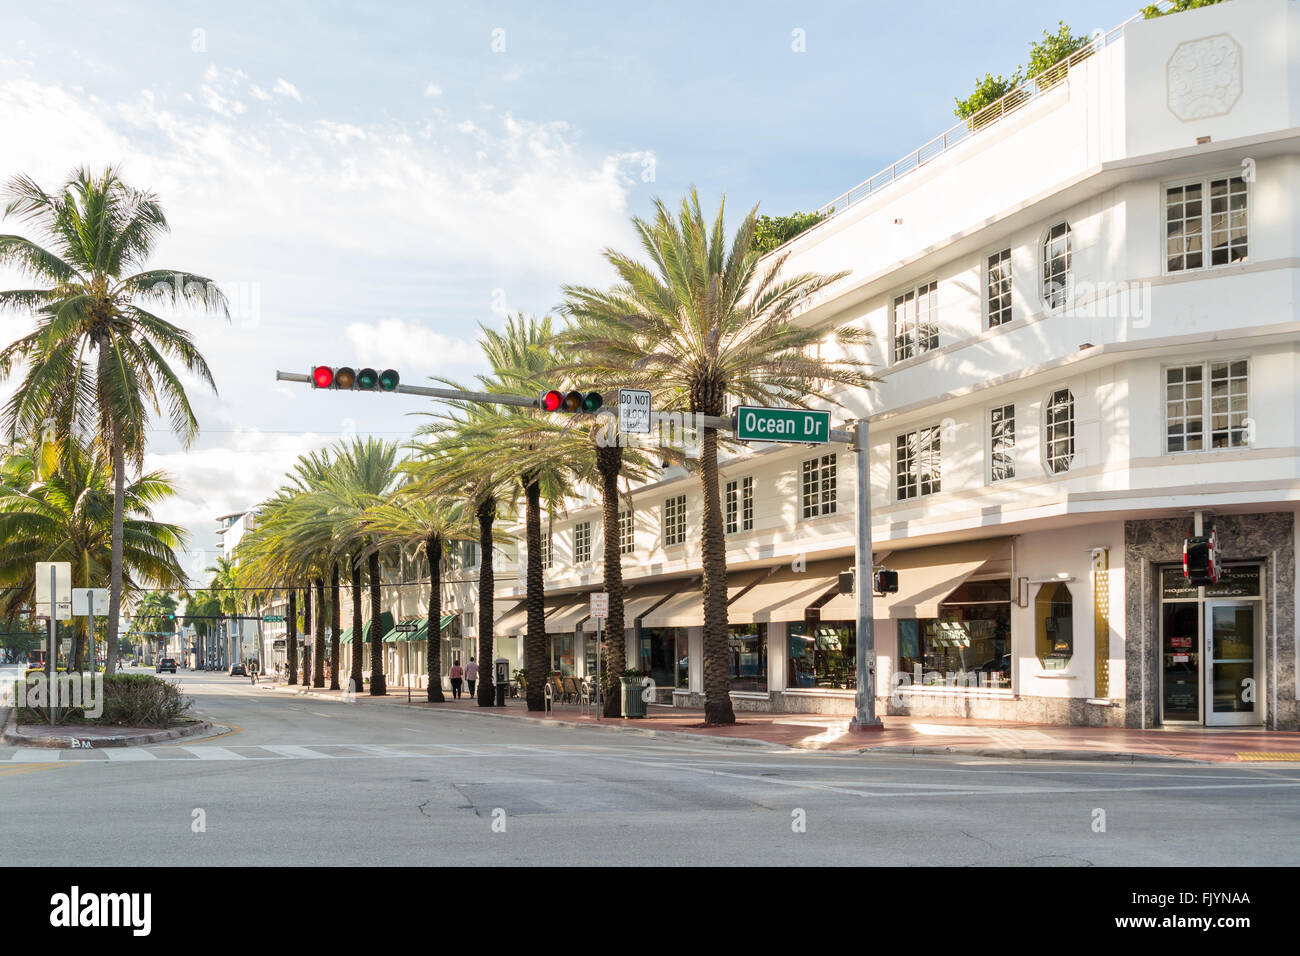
1161,602,1200,722
1204,601,1258,726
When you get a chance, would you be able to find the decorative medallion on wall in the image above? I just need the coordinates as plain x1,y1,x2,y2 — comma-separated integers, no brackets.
1167,33,1242,121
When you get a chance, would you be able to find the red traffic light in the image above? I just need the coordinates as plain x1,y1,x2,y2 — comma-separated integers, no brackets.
539,390,564,411
312,366,334,388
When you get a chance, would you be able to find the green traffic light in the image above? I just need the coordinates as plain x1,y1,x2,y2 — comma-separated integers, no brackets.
379,368,400,391
581,391,603,412
356,367,378,389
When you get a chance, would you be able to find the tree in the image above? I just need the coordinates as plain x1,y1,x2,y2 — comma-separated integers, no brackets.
1143,0,1226,18
954,71,1024,122
0,167,227,675
1026,21,1091,80
562,190,875,724
749,212,828,256
204,556,246,667
0,435,187,670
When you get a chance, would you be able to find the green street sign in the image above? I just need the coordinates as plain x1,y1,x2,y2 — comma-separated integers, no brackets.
262,615,285,623
733,405,830,444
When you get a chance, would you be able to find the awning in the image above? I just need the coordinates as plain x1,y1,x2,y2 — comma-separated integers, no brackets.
339,627,353,646
725,559,843,624
622,579,692,622
439,614,456,632
358,611,395,644
640,571,769,628
494,601,528,636
545,596,590,634
819,538,1010,620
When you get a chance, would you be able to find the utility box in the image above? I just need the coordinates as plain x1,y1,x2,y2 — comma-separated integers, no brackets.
494,657,509,707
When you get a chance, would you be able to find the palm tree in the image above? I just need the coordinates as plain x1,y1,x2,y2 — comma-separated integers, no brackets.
0,435,188,669
204,556,246,666
360,490,476,702
0,167,227,675
562,190,875,724
183,587,222,668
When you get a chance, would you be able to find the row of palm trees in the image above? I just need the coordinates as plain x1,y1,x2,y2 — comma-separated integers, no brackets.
245,191,875,725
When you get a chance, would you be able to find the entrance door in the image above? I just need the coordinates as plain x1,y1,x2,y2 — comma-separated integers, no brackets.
1204,601,1258,727
1161,602,1200,722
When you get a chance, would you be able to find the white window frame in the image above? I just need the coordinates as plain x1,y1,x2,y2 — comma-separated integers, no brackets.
539,533,553,570
1043,388,1075,475
1162,172,1249,275
895,426,942,500
1041,222,1071,310
891,280,939,363
989,403,1015,483
663,494,687,547
618,508,634,555
801,456,837,519
725,476,755,534
985,248,1013,328
573,521,592,565
1164,358,1250,453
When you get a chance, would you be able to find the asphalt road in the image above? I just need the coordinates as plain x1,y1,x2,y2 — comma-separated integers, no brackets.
2,667,1298,866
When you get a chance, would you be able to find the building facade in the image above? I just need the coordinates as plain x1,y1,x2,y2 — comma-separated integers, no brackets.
496,0,1300,731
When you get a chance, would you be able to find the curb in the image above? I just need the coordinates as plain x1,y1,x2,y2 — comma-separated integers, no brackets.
2,718,219,749
859,744,1212,765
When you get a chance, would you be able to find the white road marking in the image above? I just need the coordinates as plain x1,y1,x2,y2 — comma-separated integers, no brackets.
261,745,329,759
102,748,158,761
183,746,242,760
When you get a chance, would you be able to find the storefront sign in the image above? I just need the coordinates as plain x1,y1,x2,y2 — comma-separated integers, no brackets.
1162,564,1260,599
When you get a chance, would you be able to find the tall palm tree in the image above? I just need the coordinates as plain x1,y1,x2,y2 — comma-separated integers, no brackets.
0,435,188,669
204,556,245,666
562,190,875,724
0,167,227,675
361,489,477,702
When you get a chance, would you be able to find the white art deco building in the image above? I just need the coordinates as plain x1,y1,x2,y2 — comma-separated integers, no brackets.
494,0,1300,730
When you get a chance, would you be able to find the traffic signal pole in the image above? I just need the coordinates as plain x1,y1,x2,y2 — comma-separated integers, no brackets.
275,370,882,731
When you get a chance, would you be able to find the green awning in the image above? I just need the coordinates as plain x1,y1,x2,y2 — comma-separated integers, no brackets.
361,611,396,644
339,627,354,646
385,617,425,643
440,614,456,633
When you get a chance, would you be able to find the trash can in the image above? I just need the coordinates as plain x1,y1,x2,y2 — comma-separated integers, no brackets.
620,676,647,718
494,657,509,707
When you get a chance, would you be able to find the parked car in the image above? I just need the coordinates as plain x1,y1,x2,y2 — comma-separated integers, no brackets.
228,663,247,677
155,658,177,674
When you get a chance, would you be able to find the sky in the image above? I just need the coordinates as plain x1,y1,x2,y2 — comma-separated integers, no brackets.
0,0,1140,583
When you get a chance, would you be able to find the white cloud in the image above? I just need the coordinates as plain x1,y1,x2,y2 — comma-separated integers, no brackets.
272,77,302,102
344,319,483,378
423,82,442,97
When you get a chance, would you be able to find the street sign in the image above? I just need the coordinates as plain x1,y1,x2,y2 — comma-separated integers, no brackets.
35,562,72,604
734,406,830,444
395,622,418,633
273,639,286,649
262,614,285,623
618,389,652,434
71,588,109,616
589,592,609,619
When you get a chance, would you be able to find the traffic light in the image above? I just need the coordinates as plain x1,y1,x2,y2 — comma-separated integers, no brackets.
537,389,602,413
874,569,899,594
310,367,400,391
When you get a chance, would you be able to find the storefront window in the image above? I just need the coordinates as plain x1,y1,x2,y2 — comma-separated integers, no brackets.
640,628,687,690
549,633,574,676
788,621,856,689
728,624,767,692
898,579,1012,687
1035,582,1073,669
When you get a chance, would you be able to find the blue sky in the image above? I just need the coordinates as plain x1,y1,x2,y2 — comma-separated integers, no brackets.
0,0,1141,573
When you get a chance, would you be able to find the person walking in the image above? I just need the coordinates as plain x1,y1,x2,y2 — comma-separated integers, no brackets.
449,659,463,699
465,657,479,699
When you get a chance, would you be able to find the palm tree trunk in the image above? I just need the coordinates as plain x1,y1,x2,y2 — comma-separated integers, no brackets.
368,551,386,695
475,496,495,707
699,422,734,724
313,577,326,688
523,476,546,711
350,556,364,695
105,429,125,677
596,443,625,716
286,589,298,684
300,584,312,685
329,562,341,691
425,533,445,703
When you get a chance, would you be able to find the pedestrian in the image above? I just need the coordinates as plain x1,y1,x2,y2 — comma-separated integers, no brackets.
465,657,479,699
449,659,463,699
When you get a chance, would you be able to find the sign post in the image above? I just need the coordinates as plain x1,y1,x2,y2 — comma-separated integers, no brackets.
36,562,72,725
589,592,608,720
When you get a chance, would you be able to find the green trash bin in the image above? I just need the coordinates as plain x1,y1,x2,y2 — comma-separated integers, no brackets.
620,676,647,718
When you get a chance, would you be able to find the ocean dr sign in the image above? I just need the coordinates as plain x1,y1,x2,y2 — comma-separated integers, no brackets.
734,406,830,444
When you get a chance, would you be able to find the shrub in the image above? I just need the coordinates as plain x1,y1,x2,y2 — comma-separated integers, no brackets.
19,673,193,727
955,71,1024,121
750,211,828,256
1143,0,1227,19
1026,21,1092,80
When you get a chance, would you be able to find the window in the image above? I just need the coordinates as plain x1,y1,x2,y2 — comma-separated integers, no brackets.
898,579,1012,688
1165,175,1247,272
458,541,478,569
618,508,634,555
1035,582,1073,670
895,427,941,500
573,521,591,564
1044,388,1075,474
1041,222,1071,309
1166,360,1249,452
801,455,837,518
539,533,553,570
892,281,939,362
728,623,767,692
788,621,856,689
663,494,687,546
990,404,1015,482
986,249,1012,327
725,476,754,534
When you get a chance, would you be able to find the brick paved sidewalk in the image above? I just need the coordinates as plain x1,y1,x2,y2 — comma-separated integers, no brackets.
267,681,1300,763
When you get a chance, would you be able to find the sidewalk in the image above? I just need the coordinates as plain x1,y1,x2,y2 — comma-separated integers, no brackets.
267,681,1300,764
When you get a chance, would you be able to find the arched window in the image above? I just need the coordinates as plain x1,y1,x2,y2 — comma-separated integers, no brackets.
1044,388,1075,474
1042,221,1071,309
1035,582,1073,668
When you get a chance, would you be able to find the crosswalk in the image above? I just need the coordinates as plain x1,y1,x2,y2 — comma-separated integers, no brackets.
0,742,500,763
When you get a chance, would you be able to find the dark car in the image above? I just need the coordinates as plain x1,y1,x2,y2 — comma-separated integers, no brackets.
228,663,247,677
155,658,177,674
